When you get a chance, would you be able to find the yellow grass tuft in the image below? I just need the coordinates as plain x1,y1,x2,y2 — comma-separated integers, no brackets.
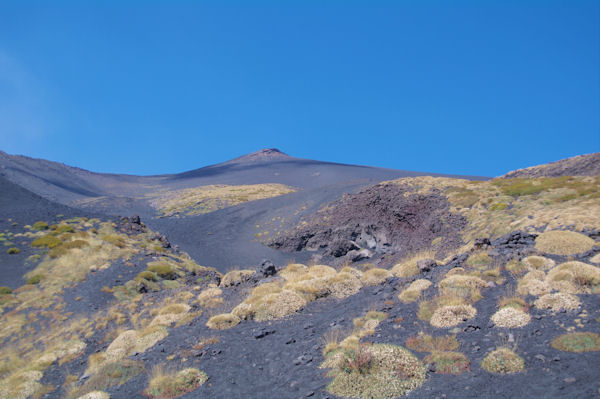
546,261,600,294
360,268,392,286
522,256,555,271
206,314,240,330
144,366,208,399
391,250,436,278
517,270,551,296
535,230,595,255
398,279,432,303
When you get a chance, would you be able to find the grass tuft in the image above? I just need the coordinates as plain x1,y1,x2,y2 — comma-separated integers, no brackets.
551,332,600,352
535,230,595,255
144,366,208,399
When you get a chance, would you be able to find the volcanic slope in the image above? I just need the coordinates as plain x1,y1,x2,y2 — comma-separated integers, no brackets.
0,152,599,399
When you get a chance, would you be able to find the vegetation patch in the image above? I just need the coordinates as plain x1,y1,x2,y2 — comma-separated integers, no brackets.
150,183,296,217
546,261,600,294
423,351,470,375
534,292,581,312
32,221,49,231
551,332,600,352
220,269,255,287
481,348,524,374
147,263,177,280
31,235,62,249
322,344,426,399
491,307,531,328
144,367,208,399
404,333,460,353
522,256,555,271
206,313,240,330
398,279,431,303
67,360,144,399
6,247,19,255
360,268,392,286
535,230,595,255
391,251,436,278
430,304,477,328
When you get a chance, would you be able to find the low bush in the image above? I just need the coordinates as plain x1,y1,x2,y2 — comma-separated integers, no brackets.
360,268,392,286
147,264,176,280
481,348,524,374
430,304,477,328
6,247,20,254
206,313,240,330
67,360,144,399
31,235,62,249
546,261,600,294
220,269,255,287
404,333,460,353
491,307,530,328
423,351,470,374
398,279,432,304
535,230,595,255
551,332,600,352
0,286,12,295
534,292,581,312
102,235,126,248
136,271,158,282
522,256,555,271
144,367,208,399
323,344,426,399
26,275,44,285
32,221,49,230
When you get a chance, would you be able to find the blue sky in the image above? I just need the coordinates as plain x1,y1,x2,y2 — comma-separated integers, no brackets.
0,1,598,176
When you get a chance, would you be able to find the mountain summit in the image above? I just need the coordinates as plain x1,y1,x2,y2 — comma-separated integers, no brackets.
225,148,292,164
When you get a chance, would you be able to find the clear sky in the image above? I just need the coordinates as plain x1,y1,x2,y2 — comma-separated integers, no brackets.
0,1,598,177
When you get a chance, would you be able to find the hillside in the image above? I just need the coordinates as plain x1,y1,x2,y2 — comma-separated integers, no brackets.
0,152,599,399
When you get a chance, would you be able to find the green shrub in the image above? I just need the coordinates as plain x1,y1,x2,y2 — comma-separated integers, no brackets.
7,247,20,254
52,224,75,234
32,221,49,230
0,286,12,295
137,271,158,281
147,264,176,280
481,348,524,374
26,275,44,285
551,332,600,352
31,235,62,249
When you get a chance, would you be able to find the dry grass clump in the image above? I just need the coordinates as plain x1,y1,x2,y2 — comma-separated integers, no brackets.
196,287,223,308
68,360,144,399
325,272,363,299
466,251,492,268
360,268,392,286
206,313,240,330
323,344,426,399
438,275,486,301
149,304,191,327
430,304,477,328
534,293,581,312
0,370,46,399
590,253,600,264
150,183,296,216
517,270,551,296
76,392,110,399
340,266,363,279
423,351,470,375
353,311,387,337
481,347,524,374
398,279,432,303
497,295,529,312
101,326,168,367
505,260,529,276
404,333,460,353
522,256,555,271
546,261,600,294
491,307,531,328
284,276,330,301
220,269,254,287
279,263,308,280
391,251,436,278
551,332,600,352
535,230,595,255
144,366,208,399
